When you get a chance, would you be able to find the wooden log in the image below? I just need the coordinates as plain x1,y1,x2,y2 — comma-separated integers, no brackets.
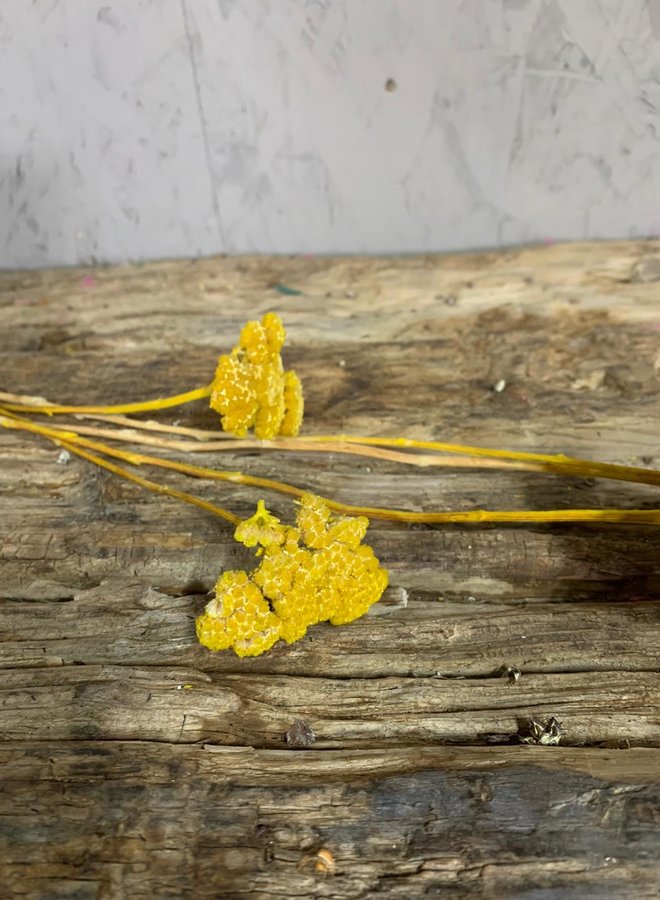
2,242,660,896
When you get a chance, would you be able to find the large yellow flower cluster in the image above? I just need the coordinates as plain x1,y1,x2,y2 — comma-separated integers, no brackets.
209,312,303,439
195,494,389,656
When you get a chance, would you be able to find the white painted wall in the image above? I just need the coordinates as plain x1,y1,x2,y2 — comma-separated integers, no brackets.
2,0,660,267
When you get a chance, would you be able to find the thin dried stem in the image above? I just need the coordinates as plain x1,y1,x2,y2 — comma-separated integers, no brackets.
29,419,536,472
299,433,660,488
43,437,239,526
71,412,225,439
0,411,311,503
0,385,212,416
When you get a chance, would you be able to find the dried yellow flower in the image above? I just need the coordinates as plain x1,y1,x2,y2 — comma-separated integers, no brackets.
209,312,303,439
195,494,389,656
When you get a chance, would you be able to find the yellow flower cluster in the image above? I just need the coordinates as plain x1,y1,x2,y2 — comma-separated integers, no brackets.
195,494,389,656
209,312,304,439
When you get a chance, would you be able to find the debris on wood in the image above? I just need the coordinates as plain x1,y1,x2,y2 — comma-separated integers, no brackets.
520,716,563,746
285,718,316,748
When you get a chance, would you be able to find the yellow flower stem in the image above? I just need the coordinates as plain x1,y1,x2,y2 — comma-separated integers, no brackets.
38,435,240,526
21,419,537,472
0,410,306,500
71,412,227,439
0,385,212,416
297,434,660,488
2,409,659,527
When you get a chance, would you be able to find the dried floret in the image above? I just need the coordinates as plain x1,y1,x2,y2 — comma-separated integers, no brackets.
195,494,388,656
195,570,282,656
209,312,303,439
280,370,304,437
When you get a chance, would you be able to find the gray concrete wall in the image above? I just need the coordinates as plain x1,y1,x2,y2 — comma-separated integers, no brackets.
2,0,660,267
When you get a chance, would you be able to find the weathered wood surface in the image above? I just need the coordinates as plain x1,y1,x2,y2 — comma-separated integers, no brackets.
3,579,659,677
1,242,660,897
2,743,660,900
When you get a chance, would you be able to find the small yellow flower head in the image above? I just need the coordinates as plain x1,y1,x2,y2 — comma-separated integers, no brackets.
196,494,389,657
196,570,282,657
234,499,286,549
209,313,304,439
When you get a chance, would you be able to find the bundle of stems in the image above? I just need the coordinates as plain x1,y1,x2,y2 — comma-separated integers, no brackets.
1,385,660,488
2,406,660,527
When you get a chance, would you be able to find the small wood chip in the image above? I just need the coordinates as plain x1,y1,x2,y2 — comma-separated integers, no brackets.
285,719,316,748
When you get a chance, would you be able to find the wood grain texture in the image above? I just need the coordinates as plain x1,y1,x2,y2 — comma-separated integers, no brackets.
2,579,659,677
1,243,660,897
2,742,659,899
2,663,659,747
